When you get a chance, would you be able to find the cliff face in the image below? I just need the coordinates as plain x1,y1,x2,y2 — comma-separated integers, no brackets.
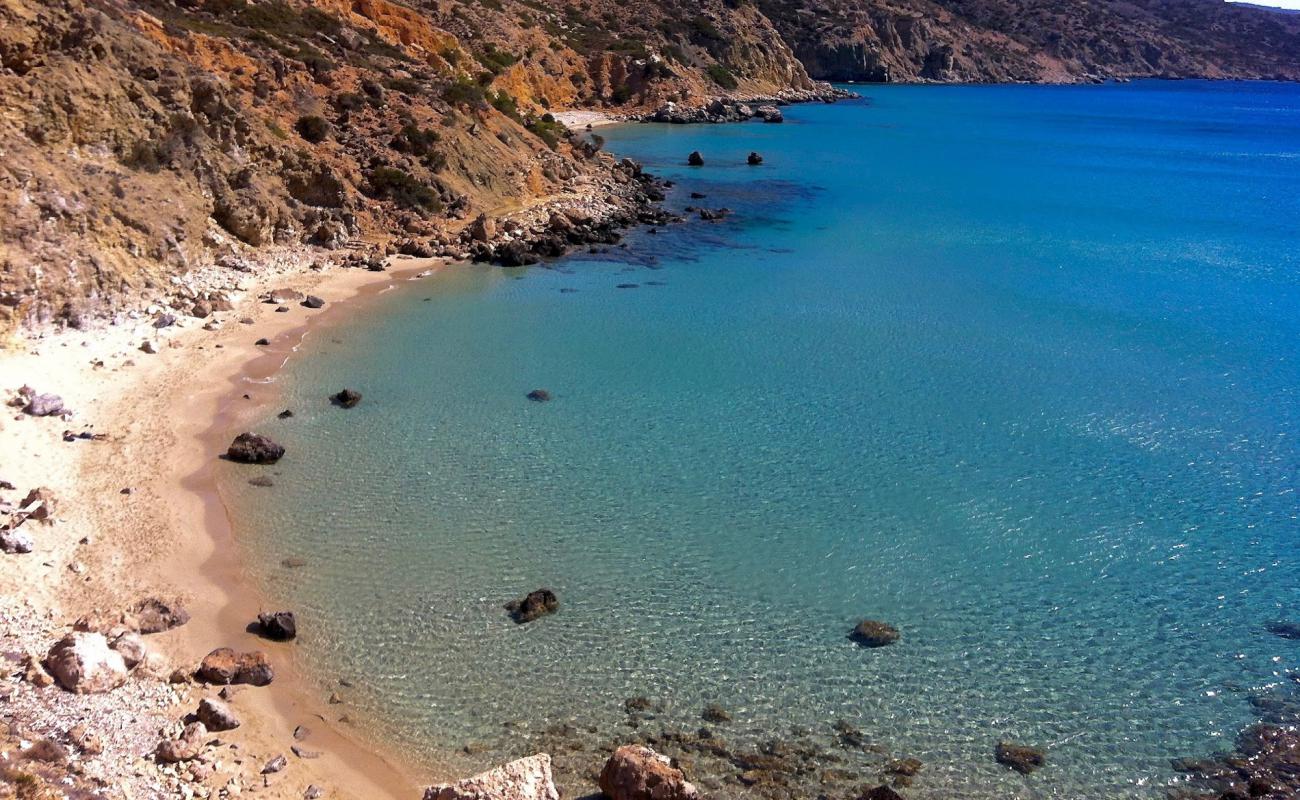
0,0,824,334
759,0,1300,83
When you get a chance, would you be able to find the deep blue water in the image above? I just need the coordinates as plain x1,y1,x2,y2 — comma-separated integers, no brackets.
223,81,1300,798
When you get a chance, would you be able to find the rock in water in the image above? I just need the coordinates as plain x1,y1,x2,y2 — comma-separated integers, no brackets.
755,105,784,123
505,588,559,623
256,611,298,641
331,389,362,409
1266,621,1300,639
995,742,1046,774
526,389,552,402
424,753,559,800
45,633,129,694
226,432,285,464
687,151,704,166
198,648,274,686
702,703,731,723
197,697,241,731
599,744,698,800
747,152,764,165
850,620,900,647
858,787,904,800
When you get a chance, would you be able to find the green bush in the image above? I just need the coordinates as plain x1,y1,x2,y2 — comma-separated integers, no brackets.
526,116,568,150
442,77,486,107
706,63,738,90
366,167,442,212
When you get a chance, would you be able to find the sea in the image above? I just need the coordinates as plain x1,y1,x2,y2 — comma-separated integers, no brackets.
220,80,1300,798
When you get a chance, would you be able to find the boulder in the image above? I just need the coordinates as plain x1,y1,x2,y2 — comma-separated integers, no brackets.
198,647,274,686
191,301,212,318
197,697,241,731
468,214,496,243
331,389,362,409
226,432,285,464
496,240,538,267
755,106,784,123
505,588,559,624
23,393,64,417
850,620,900,647
858,787,903,800
19,487,55,521
45,633,129,694
687,151,704,167
598,745,698,800
424,753,559,800
995,742,1046,774
256,611,298,641
302,295,326,309
747,152,763,166
156,721,207,763
267,288,304,305
526,389,552,402
132,597,190,633
110,632,148,669
1,527,33,554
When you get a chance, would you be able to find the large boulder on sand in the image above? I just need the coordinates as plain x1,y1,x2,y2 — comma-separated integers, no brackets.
131,597,190,633
45,633,129,694
423,753,559,800
599,745,698,800
198,648,274,686
256,611,298,641
197,697,241,731
226,433,285,464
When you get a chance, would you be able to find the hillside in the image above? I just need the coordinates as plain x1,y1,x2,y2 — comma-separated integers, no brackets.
759,0,1300,82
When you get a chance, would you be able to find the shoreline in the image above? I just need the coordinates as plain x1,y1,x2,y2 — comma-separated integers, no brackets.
0,255,445,798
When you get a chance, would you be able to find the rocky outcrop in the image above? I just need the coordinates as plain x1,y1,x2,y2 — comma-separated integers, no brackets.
45,633,129,694
196,697,241,732
226,433,285,465
599,745,699,800
331,389,363,409
424,754,559,800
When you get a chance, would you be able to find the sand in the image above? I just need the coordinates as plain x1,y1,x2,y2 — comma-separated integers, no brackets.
0,257,449,799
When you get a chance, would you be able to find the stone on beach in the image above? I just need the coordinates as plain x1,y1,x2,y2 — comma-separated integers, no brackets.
995,741,1046,774
331,388,362,408
226,432,285,464
505,588,559,623
302,295,325,309
45,632,129,694
1,528,34,554
197,697,241,731
424,753,559,800
19,486,56,522
156,721,207,763
598,744,698,800
267,288,304,304
23,392,64,417
850,620,900,647
256,610,298,640
109,631,148,669
198,647,274,686
132,597,191,633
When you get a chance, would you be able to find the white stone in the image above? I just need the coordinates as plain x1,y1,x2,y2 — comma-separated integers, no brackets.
424,754,559,800
45,632,129,693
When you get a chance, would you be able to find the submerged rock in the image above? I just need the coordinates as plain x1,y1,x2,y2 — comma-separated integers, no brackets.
526,389,552,402
858,787,903,800
331,388,362,408
424,753,559,800
850,620,900,647
599,744,698,800
995,742,1046,774
256,611,298,641
45,633,129,694
226,432,285,464
702,703,732,723
687,151,704,166
505,588,559,623
1266,621,1300,639
198,647,274,686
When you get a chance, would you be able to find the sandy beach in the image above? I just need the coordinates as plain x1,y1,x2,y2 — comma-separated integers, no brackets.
0,255,444,799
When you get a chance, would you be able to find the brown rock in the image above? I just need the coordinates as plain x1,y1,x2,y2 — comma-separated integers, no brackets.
598,744,699,800
850,620,900,647
995,741,1046,774
198,647,274,686
505,588,559,623
226,432,285,464
196,697,240,731
45,633,129,694
132,597,190,633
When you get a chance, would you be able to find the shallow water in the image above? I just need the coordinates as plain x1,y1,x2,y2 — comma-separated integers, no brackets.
221,81,1300,798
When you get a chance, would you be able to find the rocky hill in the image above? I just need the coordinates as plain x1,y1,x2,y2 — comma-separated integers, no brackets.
2,0,1299,336
758,0,1300,83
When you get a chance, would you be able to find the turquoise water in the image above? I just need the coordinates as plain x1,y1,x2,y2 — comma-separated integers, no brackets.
223,81,1300,798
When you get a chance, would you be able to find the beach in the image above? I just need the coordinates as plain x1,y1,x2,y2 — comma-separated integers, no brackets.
0,254,436,799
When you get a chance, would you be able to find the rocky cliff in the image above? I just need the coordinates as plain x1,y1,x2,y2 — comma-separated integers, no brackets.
758,0,1300,83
